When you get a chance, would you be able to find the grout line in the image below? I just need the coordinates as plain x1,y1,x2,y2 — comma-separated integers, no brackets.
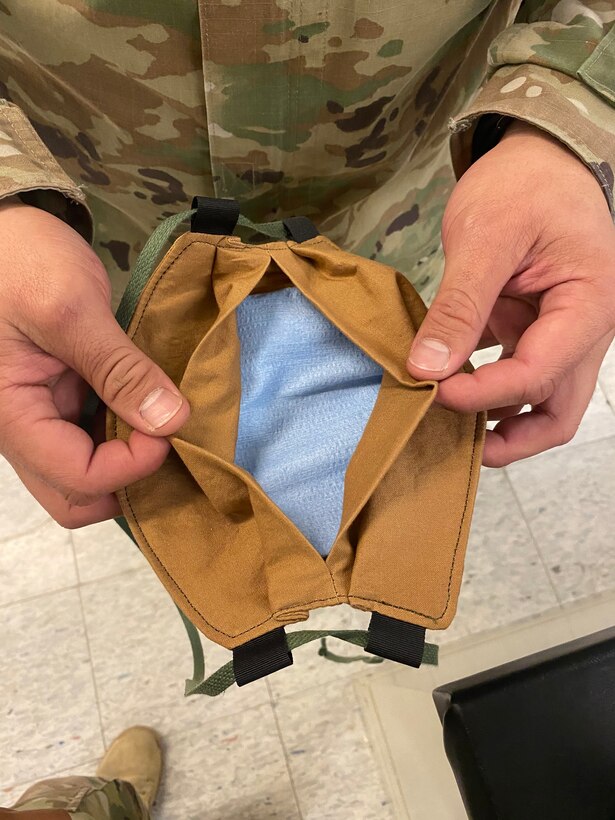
353,679,400,817
77,565,150,590
597,374,615,416
510,431,615,468
0,583,81,613
503,467,563,606
414,589,615,665
265,660,370,705
267,678,304,820
69,531,83,585
0,517,53,545
562,431,615,454
0,564,149,614
74,564,107,751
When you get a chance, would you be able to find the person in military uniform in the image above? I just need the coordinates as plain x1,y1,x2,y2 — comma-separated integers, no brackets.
1,726,160,819
1,1,615,816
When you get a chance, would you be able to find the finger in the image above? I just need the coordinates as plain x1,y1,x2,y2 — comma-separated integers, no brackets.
407,217,522,380
27,296,190,436
436,283,613,413
2,380,172,502
11,460,122,527
482,350,603,466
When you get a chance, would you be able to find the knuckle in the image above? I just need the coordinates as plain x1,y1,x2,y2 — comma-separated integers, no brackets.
62,486,100,508
430,287,483,337
521,371,560,407
37,484,99,528
91,344,151,405
35,494,76,529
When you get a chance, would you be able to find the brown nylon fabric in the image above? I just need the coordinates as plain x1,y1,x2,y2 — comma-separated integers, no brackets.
107,234,486,649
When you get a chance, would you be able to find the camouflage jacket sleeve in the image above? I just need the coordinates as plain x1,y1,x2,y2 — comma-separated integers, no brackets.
450,1,615,215
0,99,92,240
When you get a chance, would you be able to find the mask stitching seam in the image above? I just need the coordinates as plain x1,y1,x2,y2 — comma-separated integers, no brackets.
117,242,481,636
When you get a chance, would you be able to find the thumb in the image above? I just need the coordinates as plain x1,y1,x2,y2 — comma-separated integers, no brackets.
406,247,509,381
40,300,191,435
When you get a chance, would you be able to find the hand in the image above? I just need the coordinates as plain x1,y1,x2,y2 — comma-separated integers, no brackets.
406,121,615,467
0,199,190,527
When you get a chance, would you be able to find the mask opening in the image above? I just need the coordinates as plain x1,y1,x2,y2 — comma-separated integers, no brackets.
234,281,383,557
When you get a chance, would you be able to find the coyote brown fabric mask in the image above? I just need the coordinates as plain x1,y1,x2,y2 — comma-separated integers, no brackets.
106,198,486,691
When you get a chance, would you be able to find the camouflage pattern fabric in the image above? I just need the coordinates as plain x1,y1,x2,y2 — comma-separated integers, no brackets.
0,1,614,310
10,776,148,819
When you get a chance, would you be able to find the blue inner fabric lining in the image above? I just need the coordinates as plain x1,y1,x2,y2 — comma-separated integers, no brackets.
234,287,383,557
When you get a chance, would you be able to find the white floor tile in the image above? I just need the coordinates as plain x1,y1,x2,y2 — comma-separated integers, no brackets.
0,519,77,607
275,680,394,820
154,703,299,820
507,437,615,603
267,604,382,702
470,345,503,369
0,588,104,787
71,518,148,583
451,468,559,636
80,569,270,743
0,457,51,541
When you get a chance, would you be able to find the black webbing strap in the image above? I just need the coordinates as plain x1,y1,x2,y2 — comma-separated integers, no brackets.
191,195,240,235
365,612,426,668
233,627,293,687
282,215,319,242
190,196,318,243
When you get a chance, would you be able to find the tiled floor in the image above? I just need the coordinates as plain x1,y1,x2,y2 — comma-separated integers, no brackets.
1,343,615,818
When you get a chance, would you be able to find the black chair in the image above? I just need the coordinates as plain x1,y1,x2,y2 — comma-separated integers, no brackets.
433,626,615,820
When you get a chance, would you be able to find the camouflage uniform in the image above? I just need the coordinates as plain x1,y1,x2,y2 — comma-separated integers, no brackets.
1,1,614,310
1,4,615,816
5,775,148,819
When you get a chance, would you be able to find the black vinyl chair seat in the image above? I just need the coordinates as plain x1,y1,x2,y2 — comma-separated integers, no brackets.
433,627,615,820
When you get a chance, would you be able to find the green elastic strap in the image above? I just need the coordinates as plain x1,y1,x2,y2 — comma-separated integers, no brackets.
185,629,439,697
115,208,292,331
115,207,194,331
318,637,384,665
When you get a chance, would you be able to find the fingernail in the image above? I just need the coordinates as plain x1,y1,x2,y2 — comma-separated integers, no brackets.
139,387,183,429
408,338,451,372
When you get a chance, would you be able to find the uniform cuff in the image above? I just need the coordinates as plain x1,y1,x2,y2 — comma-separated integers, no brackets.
0,100,93,242
449,64,615,216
